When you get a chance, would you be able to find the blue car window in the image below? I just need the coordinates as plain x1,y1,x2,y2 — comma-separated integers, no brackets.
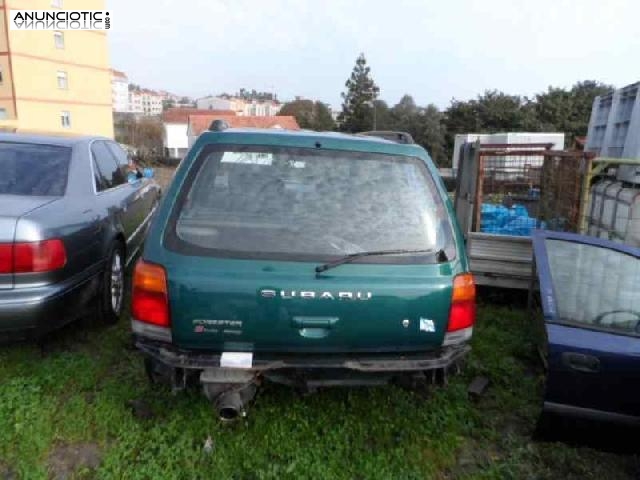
92,141,126,191
105,141,131,181
0,142,71,196
545,238,640,335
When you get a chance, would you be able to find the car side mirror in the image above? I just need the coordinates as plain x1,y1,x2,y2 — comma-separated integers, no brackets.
127,172,140,184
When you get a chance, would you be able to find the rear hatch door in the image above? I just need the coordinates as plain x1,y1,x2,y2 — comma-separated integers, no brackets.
166,256,454,353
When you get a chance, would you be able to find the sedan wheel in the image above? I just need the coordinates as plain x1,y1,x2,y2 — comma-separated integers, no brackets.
110,250,124,315
99,242,125,325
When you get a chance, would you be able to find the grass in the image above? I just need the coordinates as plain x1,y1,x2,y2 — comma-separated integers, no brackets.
0,293,639,479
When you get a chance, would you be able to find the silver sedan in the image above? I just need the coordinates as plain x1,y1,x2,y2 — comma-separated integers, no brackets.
0,133,161,340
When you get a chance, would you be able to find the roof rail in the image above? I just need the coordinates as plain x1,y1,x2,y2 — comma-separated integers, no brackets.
208,119,230,132
359,131,415,144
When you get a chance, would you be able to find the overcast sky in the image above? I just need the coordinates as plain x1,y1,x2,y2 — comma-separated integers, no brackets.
107,0,639,109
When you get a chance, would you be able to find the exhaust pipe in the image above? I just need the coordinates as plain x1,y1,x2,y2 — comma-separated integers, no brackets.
201,369,258,420
215,391,244,421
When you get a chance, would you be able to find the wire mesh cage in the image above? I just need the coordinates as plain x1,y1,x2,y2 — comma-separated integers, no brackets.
472,146,588,237
454,141,640,289
538,152,590,233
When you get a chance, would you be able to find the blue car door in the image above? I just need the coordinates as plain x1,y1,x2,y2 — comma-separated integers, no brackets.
532,230,640,423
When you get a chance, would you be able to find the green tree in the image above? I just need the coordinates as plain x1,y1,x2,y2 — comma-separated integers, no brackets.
443,90,536,160
390,94,419,128
388,95,447,166
312,102,336,131
338,53,380,132
279,100,336,131
114,116,163,161
162,99,176,111
413,104,447,167
534,80,612,144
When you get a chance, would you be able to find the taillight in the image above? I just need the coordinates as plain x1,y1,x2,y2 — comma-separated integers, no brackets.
0,240,66,274
447,273,476,332
0,244,12,273
131,260,169,328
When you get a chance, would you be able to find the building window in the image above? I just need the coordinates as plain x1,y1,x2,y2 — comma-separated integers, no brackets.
0,108,7,120
57,71,68,90
60,111,71,128
54,32,64,49
52,0,63,6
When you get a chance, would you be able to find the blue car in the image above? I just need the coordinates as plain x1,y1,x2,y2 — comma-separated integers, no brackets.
533,230,640,425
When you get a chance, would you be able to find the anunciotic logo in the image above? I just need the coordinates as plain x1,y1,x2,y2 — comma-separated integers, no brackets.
10,10,110,30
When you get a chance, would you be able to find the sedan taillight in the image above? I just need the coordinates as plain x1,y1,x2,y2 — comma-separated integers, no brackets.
0,240,67,274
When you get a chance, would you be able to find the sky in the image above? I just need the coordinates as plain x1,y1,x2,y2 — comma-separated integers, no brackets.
107,0,640,109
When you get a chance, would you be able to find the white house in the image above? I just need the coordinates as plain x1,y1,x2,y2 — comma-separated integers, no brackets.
162,108,236,159
196,96,245,115
451,132,566,172
186,114,300,148
111,69,130,113
244,99,281,116
196,95,281,117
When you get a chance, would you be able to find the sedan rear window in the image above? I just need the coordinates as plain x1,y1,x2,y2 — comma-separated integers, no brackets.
167,144,456,263
0,142,71,196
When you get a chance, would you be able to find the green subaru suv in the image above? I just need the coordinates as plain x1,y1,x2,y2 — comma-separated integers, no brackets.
131,124,475,420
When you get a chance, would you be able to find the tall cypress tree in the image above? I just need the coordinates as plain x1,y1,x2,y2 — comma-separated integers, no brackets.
338,53,380,132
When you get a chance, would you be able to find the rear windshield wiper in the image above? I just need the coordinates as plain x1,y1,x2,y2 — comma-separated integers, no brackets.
315,248,448,274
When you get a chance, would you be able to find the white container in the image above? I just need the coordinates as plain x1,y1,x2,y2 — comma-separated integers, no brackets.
587,179,640,246
451,132,565,172
587,180,617,238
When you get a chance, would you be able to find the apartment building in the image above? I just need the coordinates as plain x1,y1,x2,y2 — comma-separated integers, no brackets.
196,95,281,117
124,87,165,116
111,69,129,113
128,89,144,114
0,0,113,136
196,96,246,115
245,99,281,116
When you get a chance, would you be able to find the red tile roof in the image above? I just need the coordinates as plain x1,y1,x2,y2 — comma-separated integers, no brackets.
162,108,236,124
188,115,300,136
111,69,127,79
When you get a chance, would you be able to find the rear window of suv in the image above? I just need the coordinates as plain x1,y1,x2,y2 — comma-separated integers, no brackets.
0,142,71,196
166,144,456,263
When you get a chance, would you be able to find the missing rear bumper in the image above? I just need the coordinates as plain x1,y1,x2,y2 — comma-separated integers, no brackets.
134,336,470,373
137,337,471,418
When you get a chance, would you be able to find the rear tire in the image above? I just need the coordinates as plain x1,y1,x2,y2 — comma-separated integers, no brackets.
98,242,125,325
